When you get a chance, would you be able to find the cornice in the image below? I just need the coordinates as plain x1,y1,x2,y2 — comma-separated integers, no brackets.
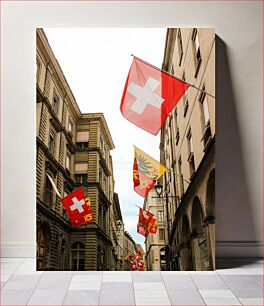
37,29,82,119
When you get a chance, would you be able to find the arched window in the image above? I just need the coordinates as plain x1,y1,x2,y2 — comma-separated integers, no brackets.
206,169,215,217
181,215,191,244
191,197,204,236
97,246,106,270
71,242,85,271
181,215,193,270
191,196,210,271
37,222,51,270
44,174,54,208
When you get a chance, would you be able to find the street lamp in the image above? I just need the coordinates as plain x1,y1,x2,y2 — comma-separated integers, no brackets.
154,181,163,198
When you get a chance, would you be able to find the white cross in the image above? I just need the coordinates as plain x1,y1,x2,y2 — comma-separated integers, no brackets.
128,77,164,115
70,197,85,213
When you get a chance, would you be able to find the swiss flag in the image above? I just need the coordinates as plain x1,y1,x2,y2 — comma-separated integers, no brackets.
61,188,94,227
131,263,137,271
139,208,153,226
138,261,144,271
134,253,141,262
120,56,189,135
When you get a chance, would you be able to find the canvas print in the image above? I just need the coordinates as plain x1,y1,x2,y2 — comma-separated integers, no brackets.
36,28,215,271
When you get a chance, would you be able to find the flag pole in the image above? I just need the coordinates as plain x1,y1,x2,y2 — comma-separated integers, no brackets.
131,54,215,99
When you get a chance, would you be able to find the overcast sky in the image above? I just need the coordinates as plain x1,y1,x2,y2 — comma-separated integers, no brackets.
44,28,167,248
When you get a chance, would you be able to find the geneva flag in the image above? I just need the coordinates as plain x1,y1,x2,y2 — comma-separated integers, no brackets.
133,146,167,197
120,56,189,135
137,208,158,237
139,208,153,226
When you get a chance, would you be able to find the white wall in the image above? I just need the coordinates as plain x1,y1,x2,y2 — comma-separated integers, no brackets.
1,1,262,257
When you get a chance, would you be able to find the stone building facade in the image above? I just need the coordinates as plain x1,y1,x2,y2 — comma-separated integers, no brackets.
160,28,215,270
123,231,137,271
109,193,125,271
36,28,126,271
135,243,146,270
144,189,166,271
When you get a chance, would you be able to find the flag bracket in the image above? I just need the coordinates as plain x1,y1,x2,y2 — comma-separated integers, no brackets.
131,54,215,99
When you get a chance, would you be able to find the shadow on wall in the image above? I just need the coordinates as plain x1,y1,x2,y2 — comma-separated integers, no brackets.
215,36,259,265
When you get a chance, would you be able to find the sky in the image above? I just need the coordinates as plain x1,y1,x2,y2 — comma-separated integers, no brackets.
44,28,167,248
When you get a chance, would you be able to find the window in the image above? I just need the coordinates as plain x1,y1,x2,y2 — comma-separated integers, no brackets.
68,119,73,133
199,86,212,149
49,128,56,156
76,131,89,149
99,203,107,231
104,145,108,159
182,72,189,116
68,118,73,132
99,169,103,186
60,239,66,270
159,229,165,241
36,59,41,83
192,28,202,78
66,153,71,170
157,211,164,222
52,90,60,115
74,163,88,183
187,129,195,178
62,191,68,219
97,246,106,270
100,138,104,157
175,109,180,145
71,242,85,271
75,163,88,173
103,176,107,193
169,169,172,182
178,157,184,197
199,87,210,124
76,142,88,149
187,129,194,153
44,173,54,208
74,174,88,184
177,29,183,66
37,223,51,270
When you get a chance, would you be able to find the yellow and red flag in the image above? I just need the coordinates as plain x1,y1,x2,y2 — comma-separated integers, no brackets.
148,217,158,234
133,146,167,197
137,223,148,237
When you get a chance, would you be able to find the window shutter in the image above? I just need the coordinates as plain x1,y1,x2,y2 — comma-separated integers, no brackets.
76,131,89,142
75,163,88,173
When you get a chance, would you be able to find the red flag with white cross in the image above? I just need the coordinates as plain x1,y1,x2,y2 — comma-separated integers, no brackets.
138,261,145,271
61,188,94,227
133,253,141,262
120,56,189,135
